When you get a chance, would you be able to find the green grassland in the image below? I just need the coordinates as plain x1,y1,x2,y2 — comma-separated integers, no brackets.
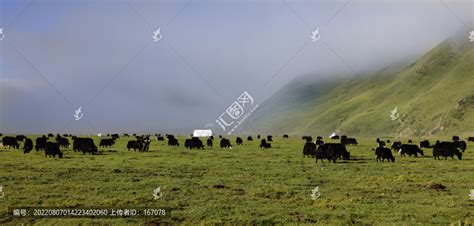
247,35,474,138
0,135,473,225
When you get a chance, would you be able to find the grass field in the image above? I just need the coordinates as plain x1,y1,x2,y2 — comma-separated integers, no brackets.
0,135,473,225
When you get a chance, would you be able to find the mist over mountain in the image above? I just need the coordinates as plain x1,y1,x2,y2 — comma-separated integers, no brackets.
244,30,474,138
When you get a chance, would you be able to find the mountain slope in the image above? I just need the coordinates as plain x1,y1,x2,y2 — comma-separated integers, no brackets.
246,35,474,138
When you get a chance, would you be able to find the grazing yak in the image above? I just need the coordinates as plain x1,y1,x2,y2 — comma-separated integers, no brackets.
257,135,261,139
2,136,20,149
302,136,313,143
407,139,413,144
315,139,325,145
267,135,273,142
73,137,98,155
391,141,402,152
247,136,253,141
433,141,462,160
375,147,395,162
57,137,70,148
316,143,350,163
373,143,395,162
45,142,63,158
184,139,194,149
314,139,324,145
111,134,120,139
454,140,467,152
184,137,204,149
220,138,232,149
127,138,151,152
452,136,460,142
419,140,431,148
399,144,424,157
99,138,115,148
283,134,289,139
341,137,358,145
142,136,152,151
236,137,243,145
260,139,271,149
468,137,474,142
207,138,213,148
167,136,179,147
303,142,316,157
16,135,26,142
330,135,340,140
331,143,351,160
35,137,48,151
23,138,33,154
157,136,165,141
376,139,386,147
314,146,328,163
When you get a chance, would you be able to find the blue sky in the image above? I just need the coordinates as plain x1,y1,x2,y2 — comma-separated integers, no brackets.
0,0,472,134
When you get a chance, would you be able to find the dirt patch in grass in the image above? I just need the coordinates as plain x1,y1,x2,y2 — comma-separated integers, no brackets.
427,183,446,191
212,184,225,189
233,188,246,195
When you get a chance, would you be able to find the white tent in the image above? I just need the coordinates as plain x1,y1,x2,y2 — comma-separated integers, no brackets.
193,129,213,137
329,132,338,138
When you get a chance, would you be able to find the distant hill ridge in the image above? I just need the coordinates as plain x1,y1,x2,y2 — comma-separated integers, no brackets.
245,33,474,138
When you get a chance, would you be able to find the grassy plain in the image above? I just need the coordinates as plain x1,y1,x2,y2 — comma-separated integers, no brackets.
0,135,473,225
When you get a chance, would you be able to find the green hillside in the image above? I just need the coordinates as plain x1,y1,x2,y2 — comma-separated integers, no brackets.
246,35,474,138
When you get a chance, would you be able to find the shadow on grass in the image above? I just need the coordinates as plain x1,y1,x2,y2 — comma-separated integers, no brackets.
313,160,368,164
336,160,368,164
102,149,118,153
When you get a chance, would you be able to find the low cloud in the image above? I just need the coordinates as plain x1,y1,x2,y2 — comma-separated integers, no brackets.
1,0,472,134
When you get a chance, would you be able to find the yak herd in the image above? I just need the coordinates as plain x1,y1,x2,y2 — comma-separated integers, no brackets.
302,135,468,163
0,133,471,163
